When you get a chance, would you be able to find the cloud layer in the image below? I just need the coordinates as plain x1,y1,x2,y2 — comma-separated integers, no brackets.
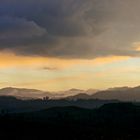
0,0,140,58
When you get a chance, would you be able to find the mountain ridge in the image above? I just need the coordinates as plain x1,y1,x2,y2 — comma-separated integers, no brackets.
65,85,140,101
1,85,140,101
0,87,98,99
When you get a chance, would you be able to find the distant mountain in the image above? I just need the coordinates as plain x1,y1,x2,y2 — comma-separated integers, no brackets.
50,88,85,99
0,87,98,99
2,86,140,101
53,88,98,99
0,87,52,99
86,89,99,95
92,86,140,101
108,86,130,91
64,86,140,101
66,93,91,100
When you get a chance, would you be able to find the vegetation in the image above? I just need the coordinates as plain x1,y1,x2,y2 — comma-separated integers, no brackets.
0,103,140,139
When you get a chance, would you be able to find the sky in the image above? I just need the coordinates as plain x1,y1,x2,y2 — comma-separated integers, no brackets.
0,0,140,91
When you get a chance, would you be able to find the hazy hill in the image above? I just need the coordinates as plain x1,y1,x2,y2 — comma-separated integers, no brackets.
92,86,140,101
12,103,140,121
51,88,98,99
0,87,98,99
65,93,91,100
0,87,52,99
0,96,118,113
1,86,140,101
65,86,140,101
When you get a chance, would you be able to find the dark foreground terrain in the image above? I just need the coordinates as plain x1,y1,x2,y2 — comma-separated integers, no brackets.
0,103,140,140
0,96,119,113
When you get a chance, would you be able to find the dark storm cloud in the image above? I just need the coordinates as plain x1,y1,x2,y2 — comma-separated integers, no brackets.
0,16,46,39
0,0,140,58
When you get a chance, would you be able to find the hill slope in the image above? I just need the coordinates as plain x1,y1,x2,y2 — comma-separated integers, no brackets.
66,86,140,101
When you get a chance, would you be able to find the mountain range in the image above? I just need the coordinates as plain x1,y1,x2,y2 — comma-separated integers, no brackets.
66,86,140,101
1,86,140,101
0,87,98,99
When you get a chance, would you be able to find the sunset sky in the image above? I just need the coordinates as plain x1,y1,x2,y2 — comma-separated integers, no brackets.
0,0,140,91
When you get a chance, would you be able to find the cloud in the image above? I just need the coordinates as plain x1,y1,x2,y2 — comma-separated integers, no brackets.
41,66,59,71
0,52,130,69
0,16,46,39
0,0,140,58
0,16,47,50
